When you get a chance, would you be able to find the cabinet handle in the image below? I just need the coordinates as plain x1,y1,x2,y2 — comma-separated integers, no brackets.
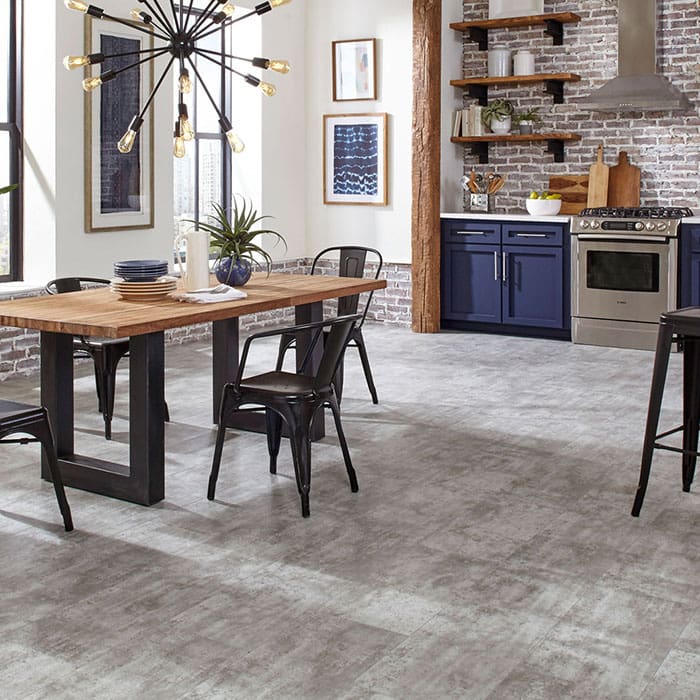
515,233,549,238
502,252,507,282
493,251,499,281
455,230,488,236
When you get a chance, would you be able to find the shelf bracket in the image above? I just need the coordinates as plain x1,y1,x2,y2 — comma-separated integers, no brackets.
543,80,564,104
546,139,566,163
544,19,565,45
469,142,490,164
468,84,488,106
467,27,488,51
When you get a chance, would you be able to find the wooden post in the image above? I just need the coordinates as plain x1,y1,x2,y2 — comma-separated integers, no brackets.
411,0,442,333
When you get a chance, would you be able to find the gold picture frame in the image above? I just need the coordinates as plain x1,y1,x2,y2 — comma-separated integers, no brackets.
84,15,155,232
332,38,377,102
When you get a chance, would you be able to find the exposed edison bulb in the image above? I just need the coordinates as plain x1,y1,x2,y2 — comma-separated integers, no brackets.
267,59,290,74
180,116,195,141
130,9,147,21
221,3,235,16
63,55,90,70
225,129,245,154
82,76,103,92
118,129,137,154
65,0,89,12
173,135,186,158
258,81,277,97
270,0,291,6
179,70,192,94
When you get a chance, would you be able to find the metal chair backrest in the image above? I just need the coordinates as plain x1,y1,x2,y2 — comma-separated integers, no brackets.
45,277,110,295
313,316,359,392
310,246,383,325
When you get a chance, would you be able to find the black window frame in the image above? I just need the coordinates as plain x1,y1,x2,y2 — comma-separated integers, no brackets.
0,0,23,282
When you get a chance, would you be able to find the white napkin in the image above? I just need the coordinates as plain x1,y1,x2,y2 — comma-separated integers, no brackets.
172,284,247,304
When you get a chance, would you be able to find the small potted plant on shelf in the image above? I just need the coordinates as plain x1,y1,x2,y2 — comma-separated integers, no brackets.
514,107,542,135
186,195,286,287
481,98,515,134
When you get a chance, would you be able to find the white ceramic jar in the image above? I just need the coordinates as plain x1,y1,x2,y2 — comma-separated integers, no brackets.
488,47,512,77
513,50,535,76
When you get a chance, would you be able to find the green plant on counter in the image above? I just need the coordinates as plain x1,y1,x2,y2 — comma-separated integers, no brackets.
481,99,514,128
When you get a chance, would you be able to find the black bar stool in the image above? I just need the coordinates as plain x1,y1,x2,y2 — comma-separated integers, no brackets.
632,307,700,516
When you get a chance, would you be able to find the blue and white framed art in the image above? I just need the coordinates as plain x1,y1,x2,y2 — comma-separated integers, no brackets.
323,113,387,206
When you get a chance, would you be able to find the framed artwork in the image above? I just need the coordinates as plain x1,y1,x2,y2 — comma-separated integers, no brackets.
488,0,544,19
332,38,377,102
84,16,154,232
323,113,387,206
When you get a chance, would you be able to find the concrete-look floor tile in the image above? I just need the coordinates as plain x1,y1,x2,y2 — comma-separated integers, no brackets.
639,649,700,700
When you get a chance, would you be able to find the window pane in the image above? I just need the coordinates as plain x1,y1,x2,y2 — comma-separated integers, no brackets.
173,146,195,236
194,31,223,134
0,132,11,276
198,139,222,219
0,8,8,122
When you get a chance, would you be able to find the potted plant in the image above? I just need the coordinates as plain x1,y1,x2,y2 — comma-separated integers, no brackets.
481,99,514,134
186,195,286,287
514,107,542,135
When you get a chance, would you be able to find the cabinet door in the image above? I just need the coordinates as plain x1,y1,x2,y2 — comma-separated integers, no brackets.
502,245,564,328
680,225,700,307
442,242,501,323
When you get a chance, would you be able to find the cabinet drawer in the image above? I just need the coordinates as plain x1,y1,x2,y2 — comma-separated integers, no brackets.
502,223,564,247
441,219,500,245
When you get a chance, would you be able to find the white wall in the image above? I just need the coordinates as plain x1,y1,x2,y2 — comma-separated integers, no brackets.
304,0,413,264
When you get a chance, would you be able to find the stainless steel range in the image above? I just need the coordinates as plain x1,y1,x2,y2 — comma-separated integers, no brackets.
571,206,693,350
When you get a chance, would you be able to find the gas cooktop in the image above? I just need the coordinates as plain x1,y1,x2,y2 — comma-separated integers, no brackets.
579,207,694,219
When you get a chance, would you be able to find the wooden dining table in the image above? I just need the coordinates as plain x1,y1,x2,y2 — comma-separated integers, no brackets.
0,273,386,505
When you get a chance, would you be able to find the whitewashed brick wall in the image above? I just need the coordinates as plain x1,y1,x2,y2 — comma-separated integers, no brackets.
457,0,700,210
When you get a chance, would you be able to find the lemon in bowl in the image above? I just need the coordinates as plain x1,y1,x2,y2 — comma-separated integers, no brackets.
525,192,562,216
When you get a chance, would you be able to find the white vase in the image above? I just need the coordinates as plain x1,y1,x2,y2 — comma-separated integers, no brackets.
490,116,512,134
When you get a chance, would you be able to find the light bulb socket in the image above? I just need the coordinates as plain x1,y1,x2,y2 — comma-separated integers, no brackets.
140,12,152,24
178,103,189,118
86,5,105,18
213,11,226,23
100,69,116,83
254,2,272,15
244,74,260,88
88,52,104,65
219,116,233,133
174,120,182,138
128,115,144,132
252,57,269,69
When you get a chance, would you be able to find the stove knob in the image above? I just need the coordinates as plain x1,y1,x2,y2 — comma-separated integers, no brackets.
646,222,656,231
590,220,600,229
635,222,644,231
580,220,589,229
657,221,668,231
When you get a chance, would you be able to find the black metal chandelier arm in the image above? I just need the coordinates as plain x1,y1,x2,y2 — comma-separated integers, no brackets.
101,12,171,42
107,48,172,82
182,0,197,31
138,55,176,120
191,8,257,43
138,1,177,37
194,46,255,64
187,0,225,38
100,46,168,62
186,55,228,124
194,48,248,81
168,0,182,33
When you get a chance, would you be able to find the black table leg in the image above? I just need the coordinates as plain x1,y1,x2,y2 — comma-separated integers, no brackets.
40,330,166,505
212,317,239,423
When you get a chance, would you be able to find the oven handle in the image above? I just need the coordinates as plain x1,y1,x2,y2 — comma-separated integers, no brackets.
574,234,670,243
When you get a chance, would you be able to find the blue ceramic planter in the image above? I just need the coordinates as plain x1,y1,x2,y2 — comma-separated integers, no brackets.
214,257,252,287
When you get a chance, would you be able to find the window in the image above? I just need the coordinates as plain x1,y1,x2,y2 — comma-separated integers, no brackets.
0,0,22,281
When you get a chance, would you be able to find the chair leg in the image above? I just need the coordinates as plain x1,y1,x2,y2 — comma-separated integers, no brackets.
208,421,228,501
354,329,379,404
287,407,313,518
31,413,73,532
632,321,674,516
327,395,358,492
682,338,700,492
266,408,282,474
164,400,170,423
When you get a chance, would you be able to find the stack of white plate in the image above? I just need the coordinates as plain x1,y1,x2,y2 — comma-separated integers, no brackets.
110,276,178,302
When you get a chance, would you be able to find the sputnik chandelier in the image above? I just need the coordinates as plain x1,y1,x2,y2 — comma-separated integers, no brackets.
63,0,291,157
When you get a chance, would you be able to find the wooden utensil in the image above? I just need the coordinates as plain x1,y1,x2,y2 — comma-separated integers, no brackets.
548,175,588,215
587,144,609,208
607,151,641,207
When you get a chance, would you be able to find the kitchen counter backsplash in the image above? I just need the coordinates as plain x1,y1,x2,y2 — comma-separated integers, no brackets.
455,0,700,214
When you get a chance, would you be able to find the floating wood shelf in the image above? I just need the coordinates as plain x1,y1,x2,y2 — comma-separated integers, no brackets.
450,73,581,104
450,12,581,49
451,133,582,163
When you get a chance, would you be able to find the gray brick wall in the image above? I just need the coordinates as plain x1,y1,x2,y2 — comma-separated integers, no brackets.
457,0,700,210
0,259,412,381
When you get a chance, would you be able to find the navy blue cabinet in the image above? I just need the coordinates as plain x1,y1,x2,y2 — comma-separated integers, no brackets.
441,217,570,338
680,225,700,308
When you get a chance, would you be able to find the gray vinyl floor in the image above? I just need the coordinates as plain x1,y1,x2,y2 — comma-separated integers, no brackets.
1,324,699,699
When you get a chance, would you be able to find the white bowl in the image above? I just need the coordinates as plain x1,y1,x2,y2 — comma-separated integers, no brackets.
525,198,562,216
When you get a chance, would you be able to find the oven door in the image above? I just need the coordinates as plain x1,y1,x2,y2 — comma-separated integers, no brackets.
572,235,676,323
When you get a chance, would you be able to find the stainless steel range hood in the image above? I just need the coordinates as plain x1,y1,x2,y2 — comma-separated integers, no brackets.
576,0,691,112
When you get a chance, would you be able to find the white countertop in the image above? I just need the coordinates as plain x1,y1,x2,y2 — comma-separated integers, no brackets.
441,211,572,223
682,217,700,224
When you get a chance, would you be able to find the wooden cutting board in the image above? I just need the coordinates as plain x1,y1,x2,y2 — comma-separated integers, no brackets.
587,144,609,207
548,175,589,215
607,151,641,207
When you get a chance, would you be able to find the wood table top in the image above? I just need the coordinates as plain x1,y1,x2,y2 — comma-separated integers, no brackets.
0,273,387,338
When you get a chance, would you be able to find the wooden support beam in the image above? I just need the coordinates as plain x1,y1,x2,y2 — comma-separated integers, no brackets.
411,0,441,333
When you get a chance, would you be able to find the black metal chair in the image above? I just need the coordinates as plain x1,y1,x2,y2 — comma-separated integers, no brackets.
275,246,383,404
0,399,73,530
208,315,361,518
632,307,700,516
45,277,169,440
